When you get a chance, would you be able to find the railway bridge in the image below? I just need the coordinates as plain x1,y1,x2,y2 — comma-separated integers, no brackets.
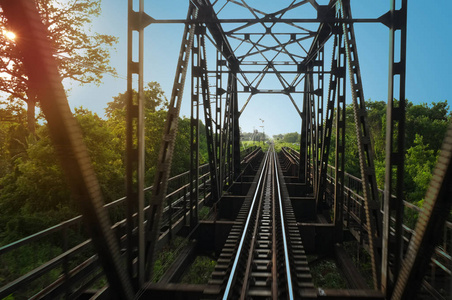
1,0,451,299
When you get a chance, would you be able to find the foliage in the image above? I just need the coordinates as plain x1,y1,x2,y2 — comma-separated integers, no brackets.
0,0,118,132
241,130,267,143
273,141,300,152
198,206,211,221
152,237,187,282
180,255,216,284
404,134,437,202
308,257,348,289
0,79,214,292
327,100,448,204
282,132,300,143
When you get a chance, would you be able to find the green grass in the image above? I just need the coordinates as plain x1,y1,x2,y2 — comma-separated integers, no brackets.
198,206,210,220
309,257,348,289
273,141,300,152
152,236,188,282
180,255,216,284
342,241,374,288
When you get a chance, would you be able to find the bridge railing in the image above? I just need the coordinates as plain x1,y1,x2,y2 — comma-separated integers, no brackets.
281,146,451,298
0,147,258,299
325,164,451,299
0,164,211,299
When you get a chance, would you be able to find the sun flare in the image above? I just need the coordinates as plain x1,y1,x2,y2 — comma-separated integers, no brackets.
4,30,16,41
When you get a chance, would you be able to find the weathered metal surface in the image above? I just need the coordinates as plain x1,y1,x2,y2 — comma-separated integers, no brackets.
381,0,408,296
146,4,198,279
340,0,382,289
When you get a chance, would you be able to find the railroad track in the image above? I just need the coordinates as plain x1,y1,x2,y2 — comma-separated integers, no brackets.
205,146,315,299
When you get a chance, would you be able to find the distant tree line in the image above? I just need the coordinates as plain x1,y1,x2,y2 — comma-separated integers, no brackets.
273,132,300,143
241,130,267,143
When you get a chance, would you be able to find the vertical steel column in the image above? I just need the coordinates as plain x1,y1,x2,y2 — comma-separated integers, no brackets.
314,45,324,208
145,5,197,279
334,30,346,238
309,70,317,190
216,50,224,190
190,28,200,228
340,0,381,289
126,0,152,287
232,73,241,180
198,30,220,204
300,75,309,184
381,0,407,296
221,72,233,185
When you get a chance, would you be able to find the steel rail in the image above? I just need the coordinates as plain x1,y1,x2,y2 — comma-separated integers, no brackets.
273,147,295,300
222,150,270,300
238,153,270,299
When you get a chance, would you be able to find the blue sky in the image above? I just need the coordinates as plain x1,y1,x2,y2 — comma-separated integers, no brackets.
66,0,452,137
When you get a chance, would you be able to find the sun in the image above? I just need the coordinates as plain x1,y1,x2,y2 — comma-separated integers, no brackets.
4,30,16,41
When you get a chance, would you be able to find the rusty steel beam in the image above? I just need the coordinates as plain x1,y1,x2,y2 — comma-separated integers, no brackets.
340,0,382,289
145,4,198,279
194,28,220,204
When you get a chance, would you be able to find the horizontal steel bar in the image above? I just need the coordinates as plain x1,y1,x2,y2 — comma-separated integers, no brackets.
149,18,382,24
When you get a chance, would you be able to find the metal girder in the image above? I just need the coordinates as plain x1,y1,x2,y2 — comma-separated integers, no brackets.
194,0,243,77
215,50,223,190
232,75,241,180
391,123,452,299
315,28,346,227
195,29,220,204
308,71,317,193
297,2,336,189
192,1,242,182
334,31,347,236
126,0,151,287
0,1,134,298
190,26,201,230
145,4,198,280
221,72,234,186
300,77,309,184
340,0,382,289
314,45,325,209
381,0,408,296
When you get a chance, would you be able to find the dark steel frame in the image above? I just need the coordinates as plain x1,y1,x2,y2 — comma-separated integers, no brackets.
7,0,452,298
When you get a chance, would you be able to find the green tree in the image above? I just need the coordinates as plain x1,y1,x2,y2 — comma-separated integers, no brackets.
273,134,284,141
406,101,450,151
0,99,28,177
0,0,117,133
0,107,126,241
404,134,437,202
105,82,169,185
283,132,300,143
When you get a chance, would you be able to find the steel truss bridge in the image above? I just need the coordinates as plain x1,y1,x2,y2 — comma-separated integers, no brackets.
1,0,451,299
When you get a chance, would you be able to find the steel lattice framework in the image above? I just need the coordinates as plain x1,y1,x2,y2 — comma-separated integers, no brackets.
2,0,452,299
